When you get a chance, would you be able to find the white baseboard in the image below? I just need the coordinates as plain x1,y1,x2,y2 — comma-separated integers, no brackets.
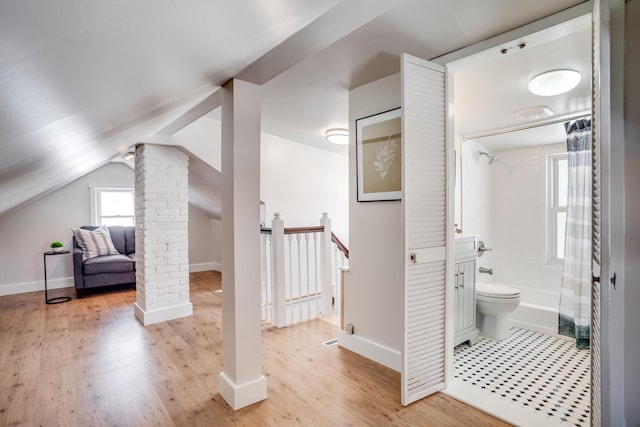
190,262,221,272
338,330,401,372
0,262,221,297
218,371,267,410
0,277,74,297
134,302,193,326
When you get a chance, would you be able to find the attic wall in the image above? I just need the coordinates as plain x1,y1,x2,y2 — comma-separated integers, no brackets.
0,162,217,296
341,73,403,370
260,133,349,244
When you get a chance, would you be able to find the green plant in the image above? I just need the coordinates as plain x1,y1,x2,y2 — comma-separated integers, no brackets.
50,241,63,248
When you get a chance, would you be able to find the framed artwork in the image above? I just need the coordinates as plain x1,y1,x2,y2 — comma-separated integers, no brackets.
356,107,402,202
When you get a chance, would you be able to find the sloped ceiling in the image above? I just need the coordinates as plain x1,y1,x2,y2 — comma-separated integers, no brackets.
0,0,586,217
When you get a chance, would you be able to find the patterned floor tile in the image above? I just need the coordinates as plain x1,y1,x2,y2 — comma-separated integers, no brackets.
454,327,590,426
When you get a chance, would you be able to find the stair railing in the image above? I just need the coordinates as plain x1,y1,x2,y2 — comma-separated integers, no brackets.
260,212,348,327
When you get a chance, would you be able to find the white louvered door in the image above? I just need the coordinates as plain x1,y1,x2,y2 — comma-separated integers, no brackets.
400,54,449,406
590,0,609,424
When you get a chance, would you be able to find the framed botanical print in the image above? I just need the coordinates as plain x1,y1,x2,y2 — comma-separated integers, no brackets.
356,107,402,201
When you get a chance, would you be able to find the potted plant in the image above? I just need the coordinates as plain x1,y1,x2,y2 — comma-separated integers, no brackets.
50,241,64,253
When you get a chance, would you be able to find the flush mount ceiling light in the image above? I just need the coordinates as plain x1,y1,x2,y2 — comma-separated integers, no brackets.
122,151,135,160
528,69,581,96
325,128,349,145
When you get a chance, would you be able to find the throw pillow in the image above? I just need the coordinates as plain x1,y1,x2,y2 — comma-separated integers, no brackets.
71,226,120,261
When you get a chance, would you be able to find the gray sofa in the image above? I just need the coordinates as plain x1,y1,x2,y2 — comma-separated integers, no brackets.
72,225,136,297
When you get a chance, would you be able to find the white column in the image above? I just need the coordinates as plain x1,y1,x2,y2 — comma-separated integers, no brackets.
134,144,192,325
271,213,286,327
319,212,333,315
218,79,267,410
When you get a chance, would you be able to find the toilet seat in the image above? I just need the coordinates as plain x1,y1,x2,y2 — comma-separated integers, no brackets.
476,283,520,300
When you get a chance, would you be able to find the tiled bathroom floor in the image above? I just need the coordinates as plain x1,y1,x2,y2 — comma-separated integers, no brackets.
453,327,591,427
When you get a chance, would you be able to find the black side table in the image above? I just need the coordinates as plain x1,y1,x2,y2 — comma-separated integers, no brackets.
43,250,72,304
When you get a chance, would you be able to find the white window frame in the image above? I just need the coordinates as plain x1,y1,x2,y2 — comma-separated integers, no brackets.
89,186,135,226
546,153,568,264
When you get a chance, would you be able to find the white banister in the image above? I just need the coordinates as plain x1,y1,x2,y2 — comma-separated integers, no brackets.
319,212,333,315
270,213,286,327
260,212,348,327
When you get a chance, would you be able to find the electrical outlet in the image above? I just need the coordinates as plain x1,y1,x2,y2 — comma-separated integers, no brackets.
345,323,354,335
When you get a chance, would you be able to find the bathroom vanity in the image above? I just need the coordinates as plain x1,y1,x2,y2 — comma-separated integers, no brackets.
454,236,479,346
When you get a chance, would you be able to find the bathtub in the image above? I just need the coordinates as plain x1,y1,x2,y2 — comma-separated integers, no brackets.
479,282,561,337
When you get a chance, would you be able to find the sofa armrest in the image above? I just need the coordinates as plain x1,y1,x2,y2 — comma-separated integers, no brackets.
72,247,84,289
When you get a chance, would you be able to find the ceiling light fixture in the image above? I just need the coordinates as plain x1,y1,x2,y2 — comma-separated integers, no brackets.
122,151,135,160
528,69,581,96
325,128,349,145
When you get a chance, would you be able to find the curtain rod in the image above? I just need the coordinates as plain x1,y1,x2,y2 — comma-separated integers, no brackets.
461,110,591,141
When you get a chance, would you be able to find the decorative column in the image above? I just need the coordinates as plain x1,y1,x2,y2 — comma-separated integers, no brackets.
134,144,192,325
218,79,267,410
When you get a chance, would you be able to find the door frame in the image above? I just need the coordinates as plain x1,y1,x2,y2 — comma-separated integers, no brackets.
432,2,618,425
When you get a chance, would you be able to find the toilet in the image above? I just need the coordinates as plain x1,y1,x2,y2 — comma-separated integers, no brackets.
475,283,521,341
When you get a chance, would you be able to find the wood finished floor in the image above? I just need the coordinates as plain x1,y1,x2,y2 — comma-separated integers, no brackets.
0,271,508,426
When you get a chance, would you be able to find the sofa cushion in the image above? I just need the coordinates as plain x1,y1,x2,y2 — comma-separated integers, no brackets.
83,254,135,275
108,226,127,254
124,226,135,255
72,226,120,261
127,252,136,262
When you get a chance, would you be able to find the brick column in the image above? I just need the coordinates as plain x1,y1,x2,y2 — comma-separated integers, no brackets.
134,144,193,325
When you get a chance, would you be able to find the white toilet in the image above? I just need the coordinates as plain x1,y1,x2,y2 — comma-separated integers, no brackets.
475,283,521,341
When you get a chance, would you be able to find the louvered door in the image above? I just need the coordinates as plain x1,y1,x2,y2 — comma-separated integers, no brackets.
400,54,449,406
590,0,607,424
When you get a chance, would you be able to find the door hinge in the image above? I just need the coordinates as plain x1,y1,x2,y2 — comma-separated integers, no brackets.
611,273,617,289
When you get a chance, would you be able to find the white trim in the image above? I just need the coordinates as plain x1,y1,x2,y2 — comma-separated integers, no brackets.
88,185,135,226
134,301,193,326
546,152,569,264
0,277,74,297
189,262,220,272
337,330,401,372
218,371,267,410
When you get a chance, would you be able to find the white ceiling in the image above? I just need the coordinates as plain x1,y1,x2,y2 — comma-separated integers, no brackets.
0,0,588,216
453,15,591,152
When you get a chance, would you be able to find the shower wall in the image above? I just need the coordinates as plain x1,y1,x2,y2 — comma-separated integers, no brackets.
491,143,565,307
460,139,495,276
460,139,568,334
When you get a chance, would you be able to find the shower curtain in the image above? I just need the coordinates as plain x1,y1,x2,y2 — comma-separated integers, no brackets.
558,118,592,349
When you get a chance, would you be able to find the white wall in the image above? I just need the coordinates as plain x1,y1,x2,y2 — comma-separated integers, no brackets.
340,73,403,370
260,133,349,244
460,139,495,273
460,140,565,309
188,205,220,272
491,144,565,306
0,162,218,295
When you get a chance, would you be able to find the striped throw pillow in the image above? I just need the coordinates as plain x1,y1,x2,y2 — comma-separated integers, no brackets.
72,226,120,261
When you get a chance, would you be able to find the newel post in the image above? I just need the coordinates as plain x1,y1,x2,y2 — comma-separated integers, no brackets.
319,212,333,315
271,213,287,327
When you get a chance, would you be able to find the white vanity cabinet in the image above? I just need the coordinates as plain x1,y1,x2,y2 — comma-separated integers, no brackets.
454,236,478,346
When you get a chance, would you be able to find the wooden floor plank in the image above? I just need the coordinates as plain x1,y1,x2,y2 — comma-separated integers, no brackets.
0,271,509,426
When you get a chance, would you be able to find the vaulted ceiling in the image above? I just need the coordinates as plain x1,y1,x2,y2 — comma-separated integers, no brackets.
0,0,586,217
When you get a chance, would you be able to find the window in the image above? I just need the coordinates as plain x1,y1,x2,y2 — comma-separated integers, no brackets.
91,187,135,226
547,154,568,263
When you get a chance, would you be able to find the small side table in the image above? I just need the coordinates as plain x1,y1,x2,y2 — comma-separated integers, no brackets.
43,250,72,304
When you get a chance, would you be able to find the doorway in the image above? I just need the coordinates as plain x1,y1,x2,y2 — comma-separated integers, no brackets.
441,10,594,427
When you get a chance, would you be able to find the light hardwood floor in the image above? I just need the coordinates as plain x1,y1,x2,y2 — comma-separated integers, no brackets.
0,271,508,426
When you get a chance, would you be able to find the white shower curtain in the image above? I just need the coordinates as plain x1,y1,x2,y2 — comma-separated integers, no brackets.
558,118,592,350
